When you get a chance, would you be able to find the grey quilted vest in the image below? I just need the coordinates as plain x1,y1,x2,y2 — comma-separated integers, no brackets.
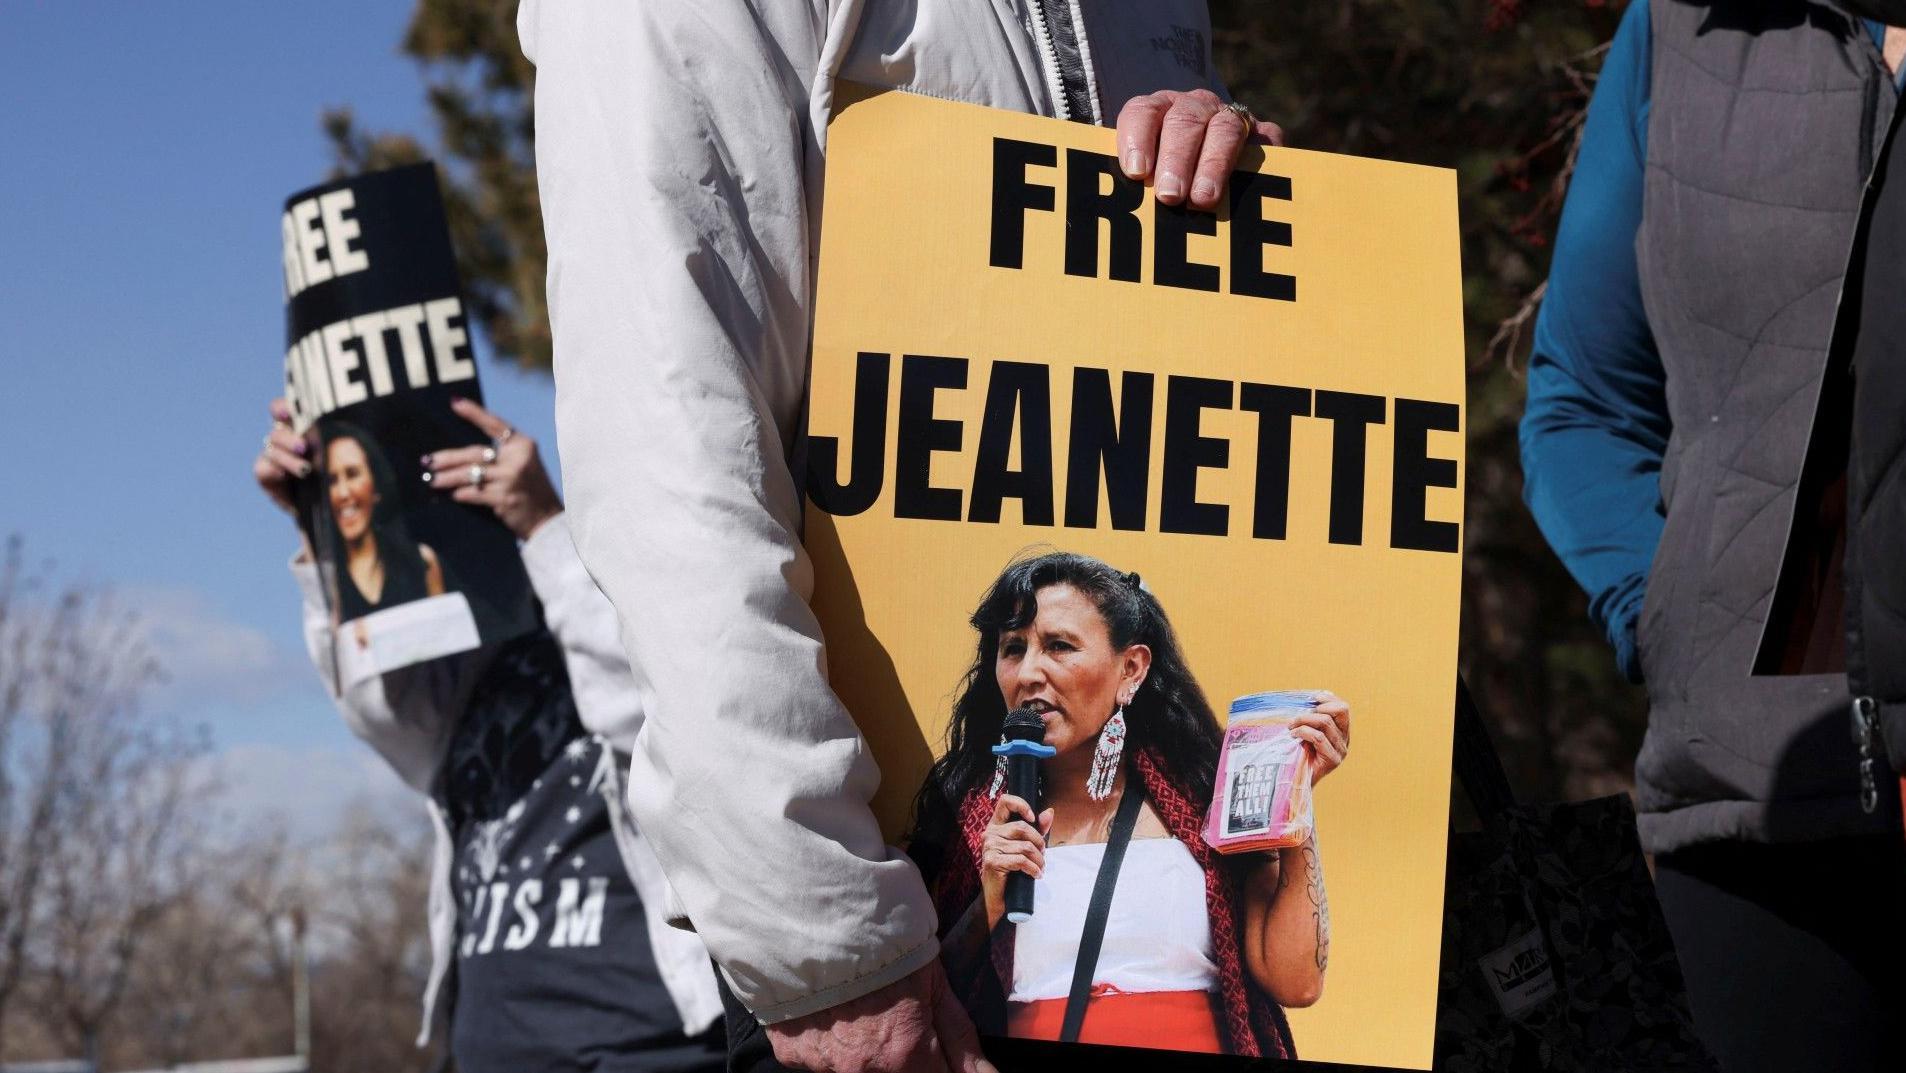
1632,0,1902,852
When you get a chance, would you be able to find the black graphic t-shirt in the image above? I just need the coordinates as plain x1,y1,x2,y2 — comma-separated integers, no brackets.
441,632,720,1073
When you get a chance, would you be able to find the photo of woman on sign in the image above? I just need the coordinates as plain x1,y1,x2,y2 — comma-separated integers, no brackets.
320,421,448,622
905,551,1351,1058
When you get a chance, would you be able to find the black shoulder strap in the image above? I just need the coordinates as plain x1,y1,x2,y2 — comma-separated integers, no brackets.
1059,781,1146,1043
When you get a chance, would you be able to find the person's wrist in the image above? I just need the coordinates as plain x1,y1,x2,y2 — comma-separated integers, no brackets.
518,502,562,541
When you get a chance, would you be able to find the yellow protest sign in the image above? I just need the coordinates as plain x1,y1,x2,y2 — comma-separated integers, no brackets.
806,87,1461,1070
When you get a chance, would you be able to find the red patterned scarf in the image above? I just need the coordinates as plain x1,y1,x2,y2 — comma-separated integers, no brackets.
928,746,1295,1059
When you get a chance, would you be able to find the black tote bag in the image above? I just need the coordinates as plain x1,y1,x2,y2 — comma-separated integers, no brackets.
1433,683,1717,1072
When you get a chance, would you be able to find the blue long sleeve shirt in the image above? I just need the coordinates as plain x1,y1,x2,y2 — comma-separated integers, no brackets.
1519,0,1892,682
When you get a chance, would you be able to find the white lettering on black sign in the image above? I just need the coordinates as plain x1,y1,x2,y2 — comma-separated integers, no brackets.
283,297,474,431
282,188,370,299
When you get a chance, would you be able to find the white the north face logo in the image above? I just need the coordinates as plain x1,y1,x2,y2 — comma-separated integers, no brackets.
1479,928,1557,1020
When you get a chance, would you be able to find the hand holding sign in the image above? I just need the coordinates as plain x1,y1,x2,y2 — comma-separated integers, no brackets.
254,397,311,516
1115,89,1286,210
765,960,995,1073
423,397,564,541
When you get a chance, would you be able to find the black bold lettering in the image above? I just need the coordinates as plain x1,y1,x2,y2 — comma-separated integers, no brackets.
806,352,890,517
1161,376,1233,536
1064,149,1144,282
989,138,1058,270
1314,391,1386,545
894,355,968,522
1154,202,1220,292
969,362,1055,525
1230,172,1296,302
1391,398,1462,553
1239,383,1311,540
1064,369,1154,530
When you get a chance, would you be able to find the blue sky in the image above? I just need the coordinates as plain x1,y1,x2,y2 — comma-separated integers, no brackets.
1,2,564,830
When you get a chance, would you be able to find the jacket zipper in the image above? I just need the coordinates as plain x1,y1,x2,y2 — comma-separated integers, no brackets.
1817,43,1897,814
1027,1,1096,124
1854,695,1882,814
1835,39,1901,813
1026,0,1068,120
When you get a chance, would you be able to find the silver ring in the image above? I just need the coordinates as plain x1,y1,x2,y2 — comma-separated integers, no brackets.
469,464,485,488
495,427,516,446
262,434,275,449
481,445,498,464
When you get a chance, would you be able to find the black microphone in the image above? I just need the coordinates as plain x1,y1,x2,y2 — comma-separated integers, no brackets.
993,706,1055,925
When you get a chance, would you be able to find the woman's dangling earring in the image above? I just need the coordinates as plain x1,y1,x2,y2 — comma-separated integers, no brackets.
988,735,1008,798
1087,700,1128,801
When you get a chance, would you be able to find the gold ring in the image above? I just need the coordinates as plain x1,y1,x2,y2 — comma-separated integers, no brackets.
1224,100,1258,140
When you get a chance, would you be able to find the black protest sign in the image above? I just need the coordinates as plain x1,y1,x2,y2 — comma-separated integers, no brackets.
282,162,537,679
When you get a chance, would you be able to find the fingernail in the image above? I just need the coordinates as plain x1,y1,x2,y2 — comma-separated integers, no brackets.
1124,150,1146,177
292,439,307,456
420,454,433,468
1157,171,1184,201
1192,177,1219,203
420,471,434,485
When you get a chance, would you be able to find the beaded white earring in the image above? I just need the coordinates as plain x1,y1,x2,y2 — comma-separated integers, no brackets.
988,736,1008,798
1086,700,1129,800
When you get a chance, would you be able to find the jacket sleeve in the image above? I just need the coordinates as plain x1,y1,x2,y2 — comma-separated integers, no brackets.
1519,0,1668,683
290,555,461,794
519,0,940,1023
519,513,647,753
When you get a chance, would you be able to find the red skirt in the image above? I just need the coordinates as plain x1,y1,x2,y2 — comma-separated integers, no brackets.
1006,985,1224,1054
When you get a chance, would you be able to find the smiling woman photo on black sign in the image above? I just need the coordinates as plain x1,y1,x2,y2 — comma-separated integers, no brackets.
319,420,447,623
904,550,1352,1059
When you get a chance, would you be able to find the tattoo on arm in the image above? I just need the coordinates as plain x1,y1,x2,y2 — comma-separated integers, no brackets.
1303,836,1329,972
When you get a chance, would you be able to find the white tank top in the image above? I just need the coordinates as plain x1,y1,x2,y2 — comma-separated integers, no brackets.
1007,837,1220,1002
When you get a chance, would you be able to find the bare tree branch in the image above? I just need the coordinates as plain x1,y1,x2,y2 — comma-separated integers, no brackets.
0,538,202,1061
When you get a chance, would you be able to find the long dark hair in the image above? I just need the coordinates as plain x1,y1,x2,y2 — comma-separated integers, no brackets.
905,550,1223,863
318,421,428,617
